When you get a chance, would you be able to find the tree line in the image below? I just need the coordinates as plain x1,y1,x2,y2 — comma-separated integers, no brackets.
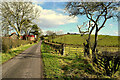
0,2,42,40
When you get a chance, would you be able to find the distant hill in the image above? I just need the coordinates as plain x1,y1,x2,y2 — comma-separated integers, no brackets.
52,34,119,47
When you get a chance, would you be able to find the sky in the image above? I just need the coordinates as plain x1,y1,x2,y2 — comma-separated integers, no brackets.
33,2,119,36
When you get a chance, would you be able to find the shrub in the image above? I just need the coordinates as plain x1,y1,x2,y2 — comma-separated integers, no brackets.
93,51,120,77
2,37,31,53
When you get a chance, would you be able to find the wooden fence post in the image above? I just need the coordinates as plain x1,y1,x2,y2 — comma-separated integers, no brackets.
61,43,64,55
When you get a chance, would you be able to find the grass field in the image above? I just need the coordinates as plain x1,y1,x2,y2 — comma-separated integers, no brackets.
63,45,118,56
1,43,36,64
52,34,119,47
44,34,119,55
43,34,120,79
63,45,84,56
41,42,120,79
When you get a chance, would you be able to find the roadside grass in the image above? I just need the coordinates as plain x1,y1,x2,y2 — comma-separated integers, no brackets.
42,34,120,79
64,46,120,78
41,53,64,78
41,42,64,78
41,42,100,79
1,43,36,64
61,50,98,79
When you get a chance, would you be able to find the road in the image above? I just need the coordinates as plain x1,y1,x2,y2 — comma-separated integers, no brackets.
2,41,43,79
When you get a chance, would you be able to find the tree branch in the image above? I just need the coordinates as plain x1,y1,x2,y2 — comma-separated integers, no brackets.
98,4,108,31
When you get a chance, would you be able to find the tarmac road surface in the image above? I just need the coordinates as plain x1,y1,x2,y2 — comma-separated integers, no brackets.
2,41,43,79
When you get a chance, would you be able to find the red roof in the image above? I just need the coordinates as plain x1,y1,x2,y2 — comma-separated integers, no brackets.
20,36,23,38
28,35,35,37
22,35,35,37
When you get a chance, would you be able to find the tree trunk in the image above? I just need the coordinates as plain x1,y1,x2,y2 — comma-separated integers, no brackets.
92,27,98,63
83,38,91,58
84,29,92,58
17,32,21,39
85,21,95,58
25,31,28,40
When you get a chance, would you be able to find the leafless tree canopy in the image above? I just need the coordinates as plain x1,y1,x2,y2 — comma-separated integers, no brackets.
46,30,55,36
0,2,40,38
65,2,119,76
65,2,119,54
66,2,119,33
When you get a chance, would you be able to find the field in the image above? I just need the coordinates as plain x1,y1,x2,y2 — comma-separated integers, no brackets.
52,34,119,47
41,41,120,79
41,42,92,78
44,34,119,55
42,34,120,79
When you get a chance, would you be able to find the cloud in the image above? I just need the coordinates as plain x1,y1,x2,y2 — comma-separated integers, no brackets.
38,2,44,4
109,24,113,28
109,24,113,26
34,4,78,28
114,31,118,34
114,31,118,36
56,8,65,12
33,1,44,5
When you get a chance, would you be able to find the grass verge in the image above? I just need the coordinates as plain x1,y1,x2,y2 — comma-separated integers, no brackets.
41,42,63,78
1,43,37,64
41,42,96,79
41,41,120,79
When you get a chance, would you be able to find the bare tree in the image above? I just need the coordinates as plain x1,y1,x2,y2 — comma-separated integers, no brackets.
0,2,40,39
56,30,63,35
46,30,54,36
21,19,33,40
65,2,119,59
65,2,120,76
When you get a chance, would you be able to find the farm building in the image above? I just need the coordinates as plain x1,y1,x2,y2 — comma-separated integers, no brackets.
9,32,35,41
22,34,35,41
28,35,35,41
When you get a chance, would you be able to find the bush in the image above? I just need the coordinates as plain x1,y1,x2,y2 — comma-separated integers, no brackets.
2,37,31,53
92,51,120,77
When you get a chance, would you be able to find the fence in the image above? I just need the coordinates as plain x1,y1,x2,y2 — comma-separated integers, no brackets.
43,40,119,56
63,44,84,55
44,40,64,55
44,40,84,55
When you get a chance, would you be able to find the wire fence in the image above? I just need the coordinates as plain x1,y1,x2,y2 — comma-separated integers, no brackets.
63,44,84,56
44,40,84,55
44,40,119,56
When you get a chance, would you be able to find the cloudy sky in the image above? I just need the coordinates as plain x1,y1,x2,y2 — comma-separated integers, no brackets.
33,2,119,36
